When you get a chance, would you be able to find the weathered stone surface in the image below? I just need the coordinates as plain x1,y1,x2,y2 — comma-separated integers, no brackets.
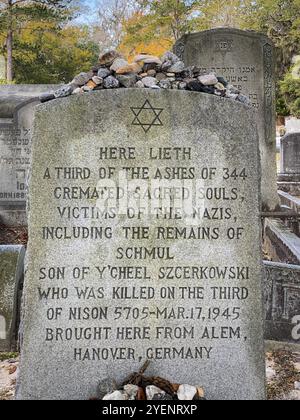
40,93,56,103
177,384,197,400
135,80,144,89
99,51,122,67
280,133,300,175
167,61,185,74
237,94,251,105
97,378,117,399
134,55,161,65
82,85,93,92
123,384,139,400
144,58,162,66
103,76,119,89
85,80,97,90
174,28,279,211
54,85,75,98
17,90,265,400
147,69,157,77
214,82,226,92
0,96,39,226
161,51,179,65
97,68,111,79
264,260,300,344
71,72,91,87
146,385,165,400
0,245,25,352
110,58,129,73
116,63,142,75
141,76,158,88
116,74,137,88
156,73,167,81
186,80,215,94
198,74,218,86
103,390,128,400
159,79,172,90
92,76,103,86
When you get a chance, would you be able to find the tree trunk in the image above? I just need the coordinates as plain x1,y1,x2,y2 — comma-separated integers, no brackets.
6,29,13,81
6,0,13,82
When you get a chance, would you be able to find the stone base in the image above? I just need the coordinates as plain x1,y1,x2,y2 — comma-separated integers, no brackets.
264,218,300,264
277,180,300,197
264,261,300,345
265,321,300,345
278,173,300,182
0,245,25,352
279,191,300,214
265,340,300,353
0,207,27,227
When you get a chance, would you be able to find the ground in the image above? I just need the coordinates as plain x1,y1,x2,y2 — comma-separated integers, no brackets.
266,349,300,400
0,353,18,400
0,350,299,400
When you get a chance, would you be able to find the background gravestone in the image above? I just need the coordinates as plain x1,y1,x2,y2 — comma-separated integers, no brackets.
280,133,300,175
174,28,279,212
0,245,25,351
264,261,300,344
278,132,300,196
17,90,265,400
0,96,39,226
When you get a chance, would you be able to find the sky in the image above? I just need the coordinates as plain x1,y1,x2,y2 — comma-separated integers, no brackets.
74,0,99,24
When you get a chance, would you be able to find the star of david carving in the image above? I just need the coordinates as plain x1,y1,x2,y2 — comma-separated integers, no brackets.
131,100,164,133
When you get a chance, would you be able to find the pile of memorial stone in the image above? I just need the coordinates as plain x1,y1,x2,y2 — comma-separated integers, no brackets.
99,378,205,401
98,363,205,401
40,50,250,105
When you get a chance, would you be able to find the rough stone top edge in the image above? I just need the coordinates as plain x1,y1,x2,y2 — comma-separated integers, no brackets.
263,260,300,271
281,132,300,141
0,84,61,94
0,96,39,119
0,84,60,88
265,340,300,353
0,244,25,253
265,218,300,261
33,88,254,117
176,28,274,45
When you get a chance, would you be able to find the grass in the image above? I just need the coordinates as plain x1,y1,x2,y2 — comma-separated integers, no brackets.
0,353,19,362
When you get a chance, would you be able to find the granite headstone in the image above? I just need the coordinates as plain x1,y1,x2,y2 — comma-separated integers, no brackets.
280,132,300,175
264,261,300,344
0,245,25,351
174,28,279,211
0,96,39,226
17,90,265,400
